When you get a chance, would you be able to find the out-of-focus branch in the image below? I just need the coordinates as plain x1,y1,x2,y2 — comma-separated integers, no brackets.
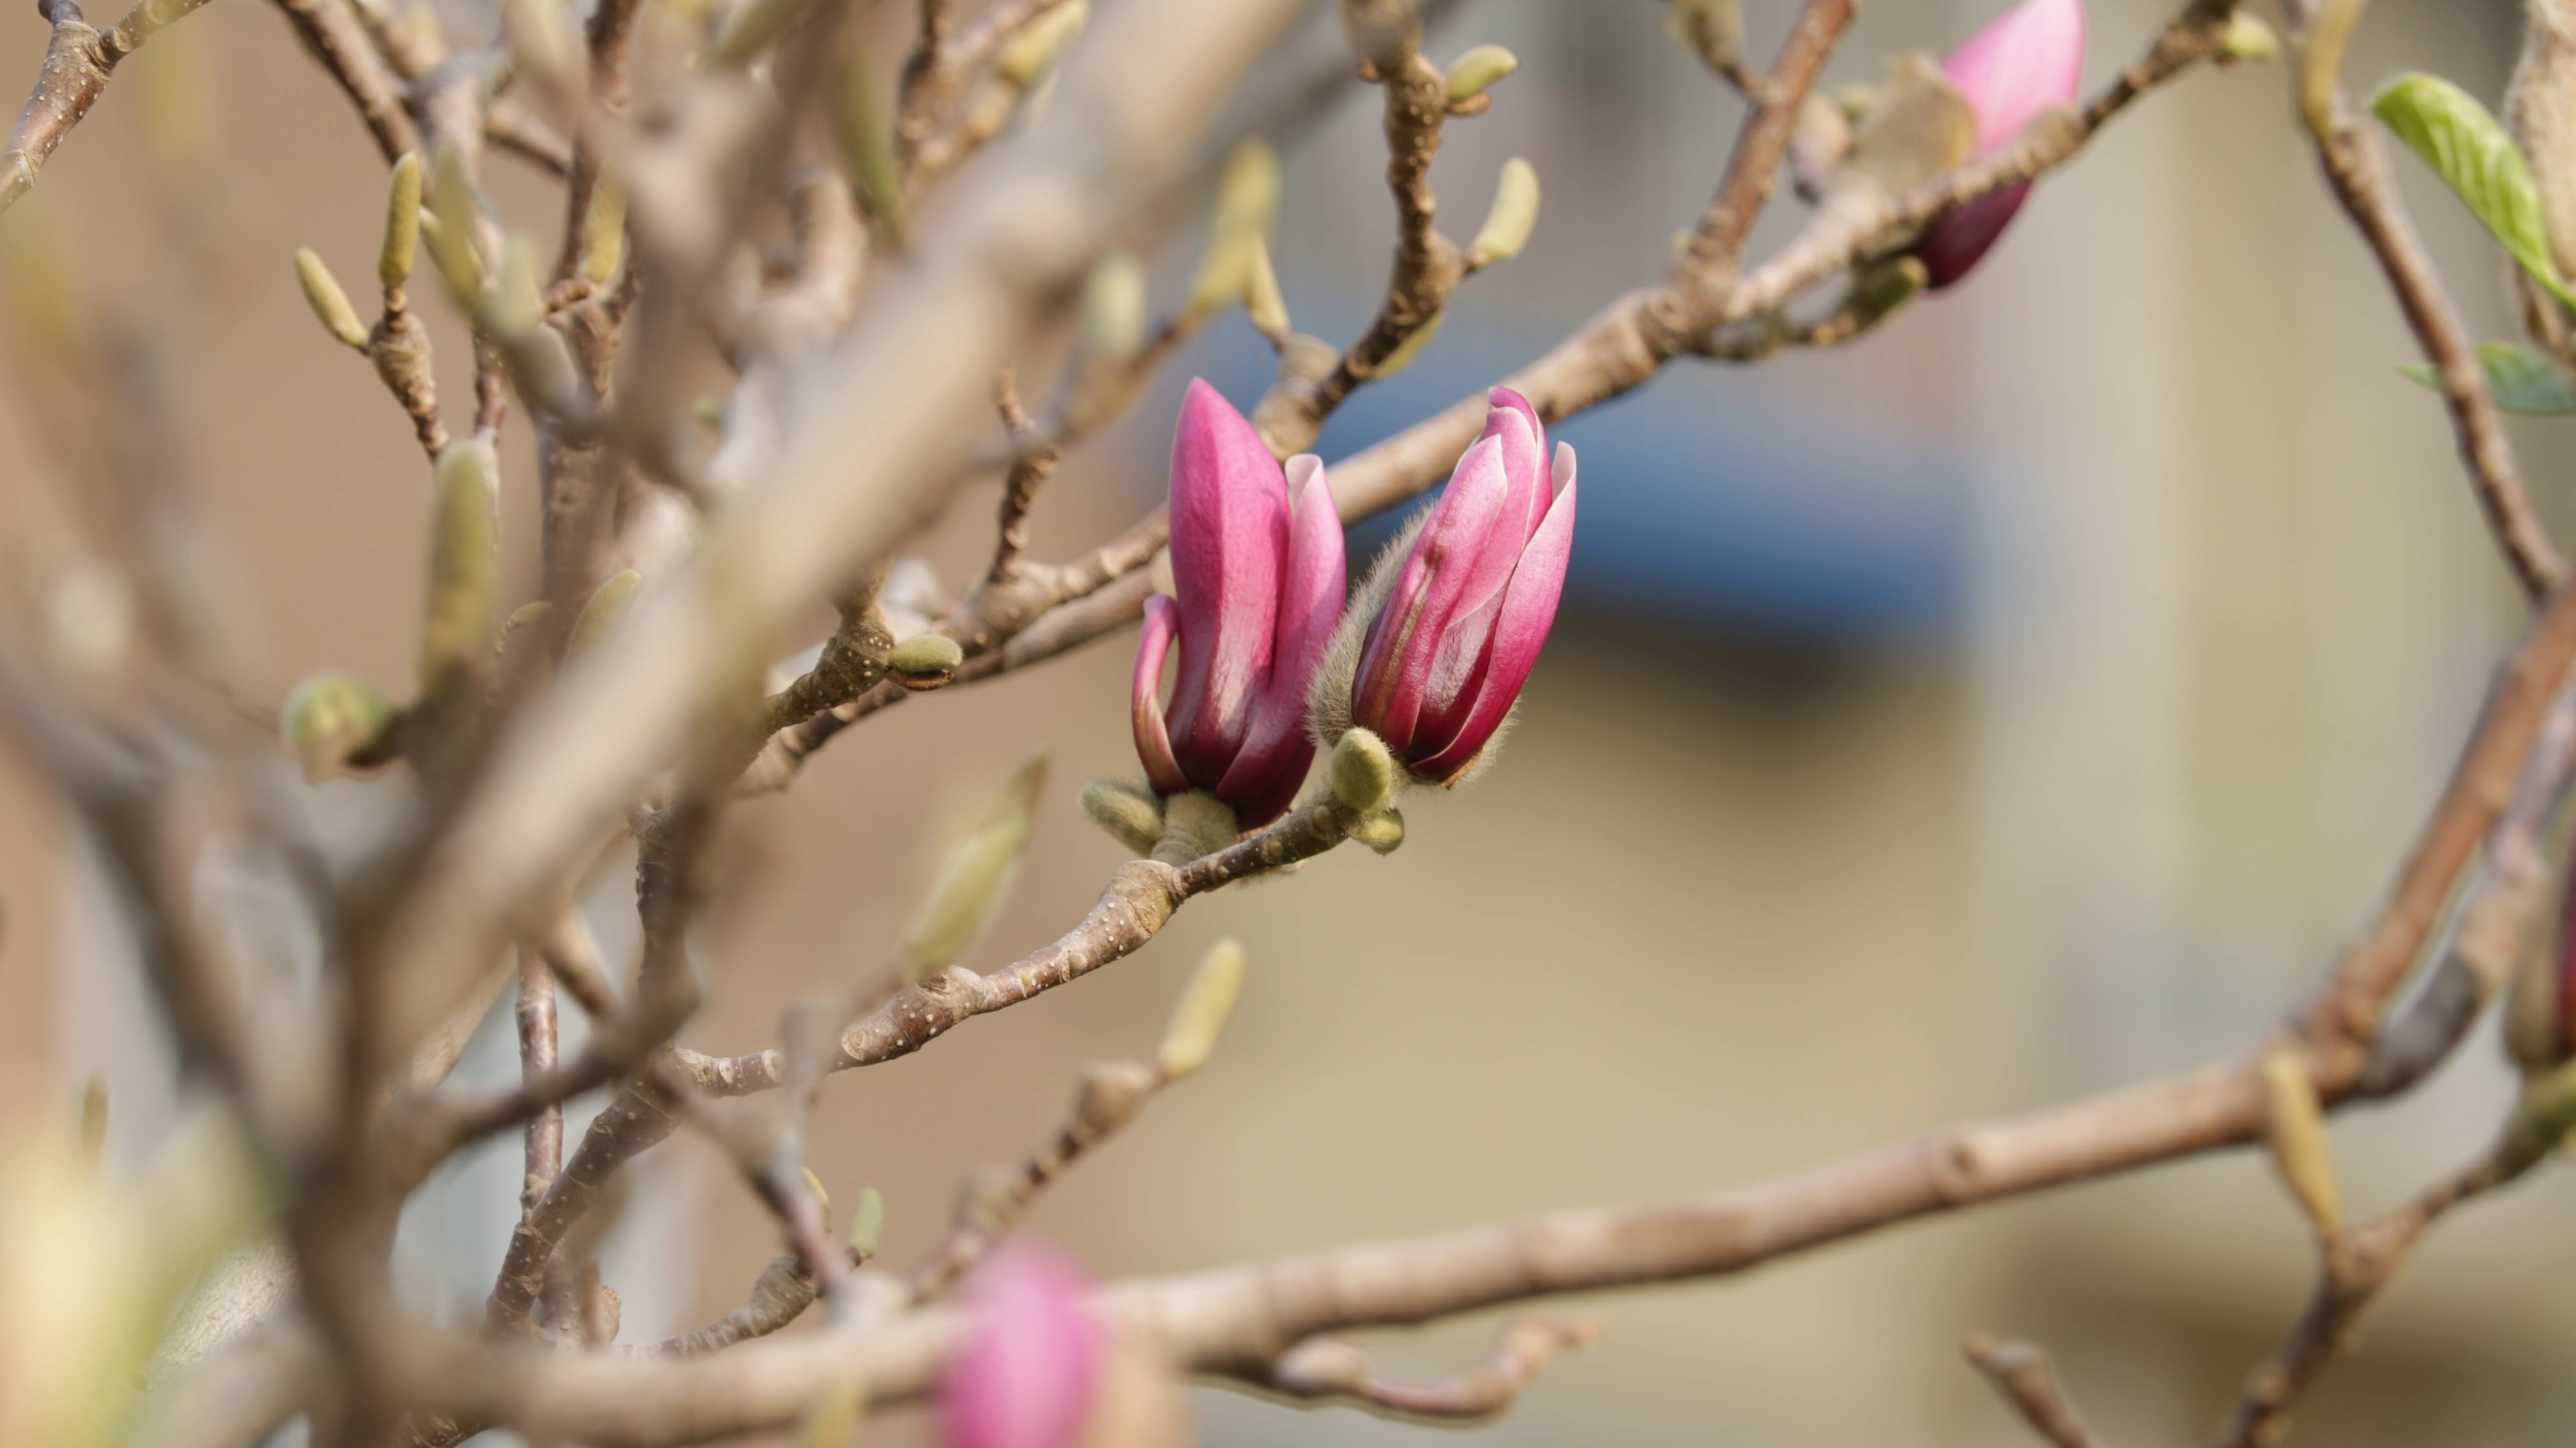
1260,1317,1600,1421
266,0,420,162
0,0,216,215
2286,0,2567,599
515,946,563,1213
1966,1334,2105,1448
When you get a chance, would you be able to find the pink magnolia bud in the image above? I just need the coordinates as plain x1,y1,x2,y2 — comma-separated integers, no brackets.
939,1243,1105,1448
1132,379,1347,827
1313,387,1576,785
1915,0,2086,289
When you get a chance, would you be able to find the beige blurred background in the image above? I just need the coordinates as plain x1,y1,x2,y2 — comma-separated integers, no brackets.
6,0,2576,1443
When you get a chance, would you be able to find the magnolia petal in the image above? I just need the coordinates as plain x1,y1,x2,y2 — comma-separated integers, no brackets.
1922,0,2083,288
939,1244,1104,1448
1166,379,1288,777
1209,458,1344,827
1483,386,1551,542
1130,596,1190,797
1416,448,1578,783
1366,435,1512,750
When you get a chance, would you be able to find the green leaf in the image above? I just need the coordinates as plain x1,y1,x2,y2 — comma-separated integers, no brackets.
2397,341,2576,415
2371,74,2576,309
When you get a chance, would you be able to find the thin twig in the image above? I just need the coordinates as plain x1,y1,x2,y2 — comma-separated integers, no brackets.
1966,1334,2104,1448
1261,1317,1602,1421
0,0,217,215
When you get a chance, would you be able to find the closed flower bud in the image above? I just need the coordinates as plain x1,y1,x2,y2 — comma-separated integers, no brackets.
1156,938,1245,1081
418,440,499,690
427,144,486,304
1311,387,1575,786
1330,727,1398,814
1444,43,1518,105
294,249,369,350
568,570,641,660
282,672,398,782
898,754,1049,981
1078,779,1163,855
848,1186,886,1259
1131,382,1346,827
2220,11,2278,64
1468,158,1540,268
890,633,965,688
996,0,1086,86
1155,790,1236,864
581,175,626,287
1070,1060,1155,1136
486,233,544,338
1350,807,1405,855
2258,1049,2341,1235
940,1245,1104,1448
381,152,422,290
1913,0,2085,289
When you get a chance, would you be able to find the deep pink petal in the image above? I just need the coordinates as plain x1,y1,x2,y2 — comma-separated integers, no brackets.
1481,387,1549,543
1130,596,1189,797
1415,446,1578,783
1210,457,1343,825
1355,436,1512,749
1165,379,1287,777
939,1244,1104,1448
1922,0,2084,288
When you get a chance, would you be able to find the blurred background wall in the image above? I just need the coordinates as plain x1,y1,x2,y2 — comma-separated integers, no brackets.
5,0,2575,1443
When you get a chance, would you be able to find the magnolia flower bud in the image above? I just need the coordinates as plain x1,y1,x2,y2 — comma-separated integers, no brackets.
1468,158,1540,268
486,233,545,337
1914,0,2085,288
568,570,641,660
1131,383,1345,827
1444,43,1518,105
1185,142,1279,317
1079,780,1163,855
418,440,499,691
940,1245,1103,1448
898,754,1049,981
427,144,485,305
1311,387,1574,787
1155,790,1236,864
282,672,398,782
381,152,423,290
1350,807,1405,855
848,1186,886,1259
1071,1060,1155,1136
1330,727,1399,814
996,0,1086,86
294,249,369,350
890,634,964,689
1157,939,1245,1081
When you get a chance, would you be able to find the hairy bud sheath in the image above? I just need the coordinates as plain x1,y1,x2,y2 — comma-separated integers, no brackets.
568,570,641,660
1913,0,2086,289
1310,387,1576,787
1444,44,1518,105
1131,381,1346,827
1079,780,1163,856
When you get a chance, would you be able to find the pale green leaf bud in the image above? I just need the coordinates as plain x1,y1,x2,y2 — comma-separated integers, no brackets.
1469,157,1540,268
1330,727,1399,814
1084,251,1146,359
381,152,423,290
888,632,963,688
2220,12,2278,64
1157,789,1237,863
1444,43,1518,105
1157,939,1245,1081
486,233,545,337
1371,308,1443,378
568,569,641,660
294,249,370,350
1243,237,1291,341
996,0,1086,86
832,45,905,242
1351,806,1405,855
582,175,627,287
897,754,1049,981
796,1379,865,1448
1185,140,1279,316
2259,1049,2341,1235
418,440,499,690
283,672,398,782
848,1186,886,1259
799,1166,830,1217
1080,779,1163,855
427,144,485,304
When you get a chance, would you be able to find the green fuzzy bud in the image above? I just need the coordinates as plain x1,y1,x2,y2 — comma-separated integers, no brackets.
1444,43,1518,105
381,153,423,291
1243,237,1291,341
1157,939,1245,1081
1084,252,1146,359
294,249,370,350
1330,727,1399,814
1185,141,1278,316
2220,12,2279,64
996,0,1086,86
568,569,641,659
1080,779,1163,855
848,1186,886,1259
1663,0,1743,72
504,0,575,91
283,672,399,782
1157,789,1237,863
832,45,904,243
581,175,627,287
427,144,485,304
888,633,963,687
1470,158,1540,268
418,441,499,690
1072,1059,1155,1136
1371,308,1443,379
486,233,544,337
1351,807,1404,855
897,754,1049,981
508,325,584,416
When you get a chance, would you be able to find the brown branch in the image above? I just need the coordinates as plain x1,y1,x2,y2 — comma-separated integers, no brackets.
0,0,215,216
1966,1334,2104,1448
515,946,563,1215
267,0,420,162
985,365,1055,584
639,1255,818,1358
1260,1317,1600,1421
1674,0,1854,286
2290,4,2566,599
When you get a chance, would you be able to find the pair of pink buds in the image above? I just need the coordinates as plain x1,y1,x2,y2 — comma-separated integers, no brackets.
1131,379,1578,828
